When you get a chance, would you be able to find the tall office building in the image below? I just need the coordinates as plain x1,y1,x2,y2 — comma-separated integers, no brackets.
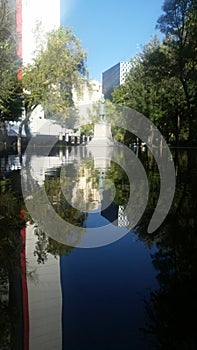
102,61,131,99
8,0,60,65
7,0,61,123
8,0,100,126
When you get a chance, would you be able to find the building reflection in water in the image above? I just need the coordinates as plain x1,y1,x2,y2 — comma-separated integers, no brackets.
0,146,155,350
22,146,126,349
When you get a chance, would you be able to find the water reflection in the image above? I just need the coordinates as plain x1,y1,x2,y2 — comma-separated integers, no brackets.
22,146,138,248
0,172,24,349
140,149,197,349
0,148,197,349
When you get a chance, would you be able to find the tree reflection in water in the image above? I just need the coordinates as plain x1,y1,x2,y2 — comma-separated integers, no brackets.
138,149,197,349
0,175,24,349
31,162,96,263
1,149,197,349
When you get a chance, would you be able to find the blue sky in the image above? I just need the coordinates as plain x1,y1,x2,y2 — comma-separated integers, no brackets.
60,0,165,82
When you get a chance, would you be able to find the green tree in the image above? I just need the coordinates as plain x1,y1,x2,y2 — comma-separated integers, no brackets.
156,0,197,143
142,41,188,144
112,40,176,143
141,150,197,349
113,0,197,145
0,177,24,349
20,26,88,137
0,0,22,140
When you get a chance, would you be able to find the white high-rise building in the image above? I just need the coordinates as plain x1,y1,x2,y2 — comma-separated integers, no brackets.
22,0,60,65
8,1,100,132
7,0,61,126
8,0,60,65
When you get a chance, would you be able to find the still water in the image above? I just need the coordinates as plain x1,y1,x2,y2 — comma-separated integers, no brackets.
0,147,197,350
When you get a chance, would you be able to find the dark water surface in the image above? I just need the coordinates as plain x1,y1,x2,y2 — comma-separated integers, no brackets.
0,147,197,350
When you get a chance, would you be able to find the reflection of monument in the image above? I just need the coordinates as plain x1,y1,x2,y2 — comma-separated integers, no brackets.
71,165,100,211
86,95,115,208
87,95,114,147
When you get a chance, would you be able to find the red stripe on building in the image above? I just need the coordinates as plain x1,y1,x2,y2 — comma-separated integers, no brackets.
16,0,22,60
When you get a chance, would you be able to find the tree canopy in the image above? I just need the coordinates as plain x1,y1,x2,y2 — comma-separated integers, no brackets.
20,26,88,136
0,0,22,131
113,0,197,145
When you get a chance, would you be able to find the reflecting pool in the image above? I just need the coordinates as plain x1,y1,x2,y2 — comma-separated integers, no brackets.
0,147,197,349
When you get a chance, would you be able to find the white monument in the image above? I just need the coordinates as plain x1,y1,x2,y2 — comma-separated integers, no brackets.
87,94,114,147
86,94,115,206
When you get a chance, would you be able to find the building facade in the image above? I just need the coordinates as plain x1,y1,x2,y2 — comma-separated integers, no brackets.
8,0,60,65
7,1,101,134
73,79,102,125
102,61,131,99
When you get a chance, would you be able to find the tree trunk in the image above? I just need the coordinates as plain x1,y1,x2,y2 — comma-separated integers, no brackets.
17,106,36,153
175,112,180,147
18,106,37,138
180,78,194,144
18,116,31,138
0,120,7,144
17,136,21,155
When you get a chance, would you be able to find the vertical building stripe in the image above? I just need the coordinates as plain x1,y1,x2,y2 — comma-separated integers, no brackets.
16,0,22,60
